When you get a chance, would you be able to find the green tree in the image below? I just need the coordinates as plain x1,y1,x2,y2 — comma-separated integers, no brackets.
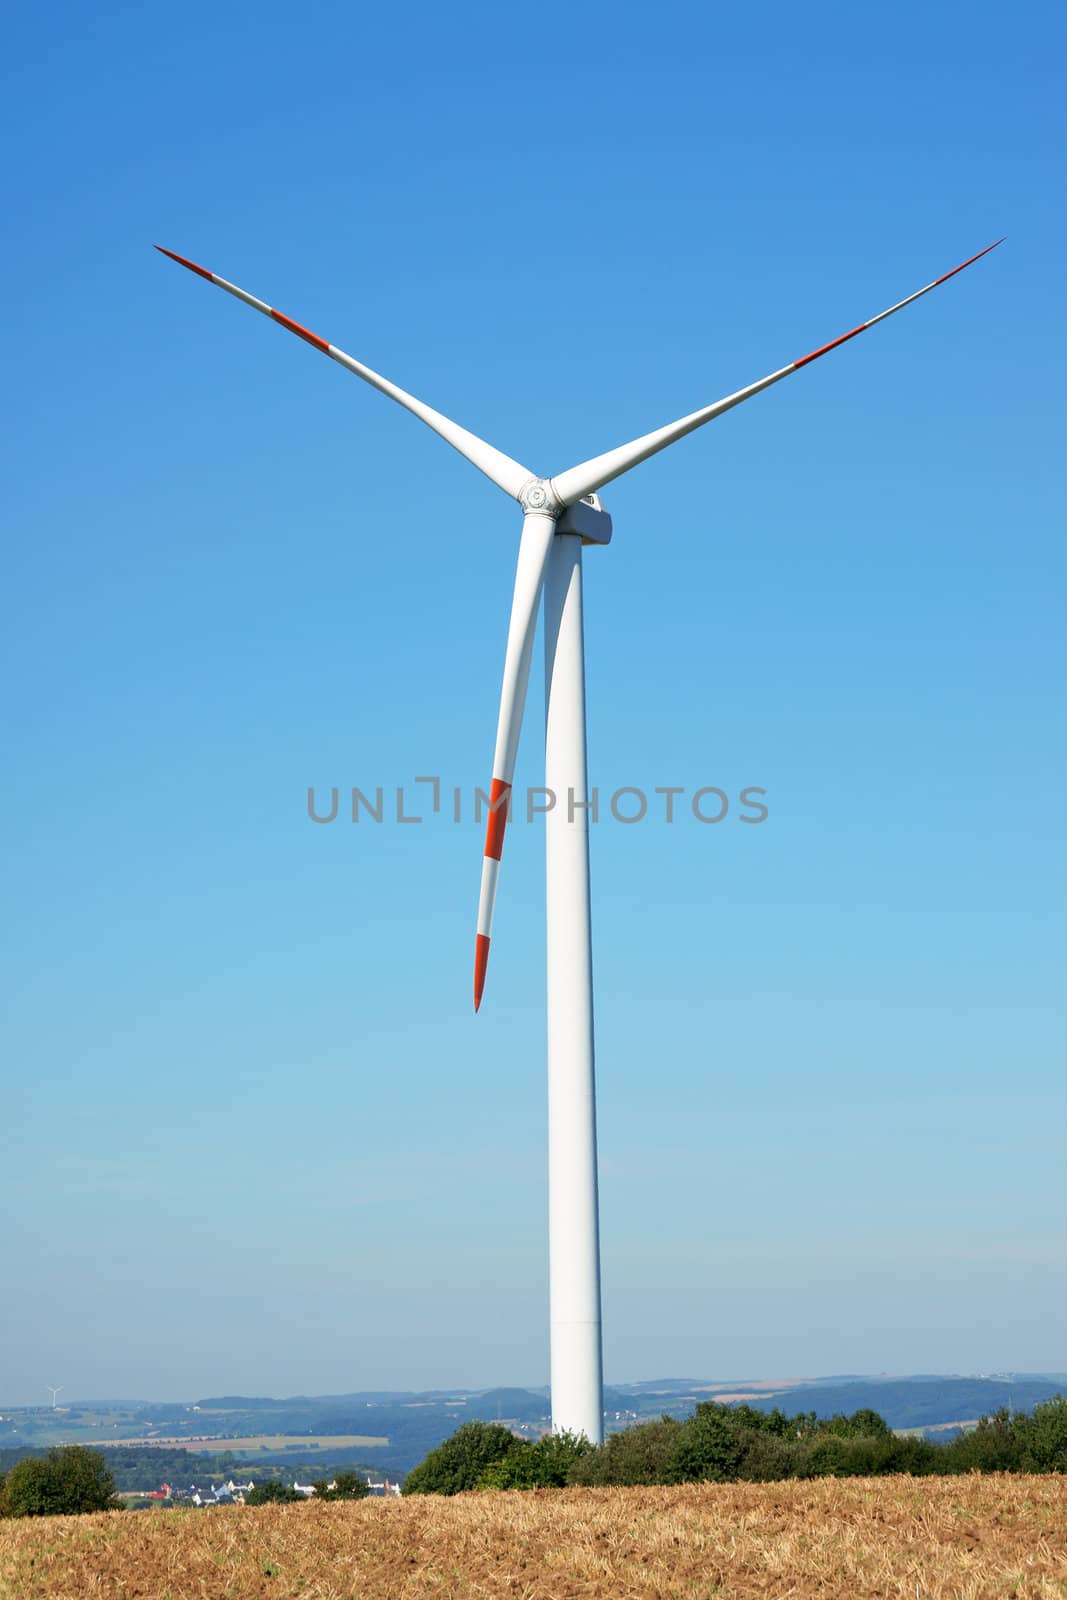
1018,1396,1067,1472
474,1430,590,1490
245,1479,302,1505
333,1471,368,1500
736,1431,801,1482
403,1422,519,1495
570,1419,684,1486
846,1408,894,1438
313,1471,368,1501
792,1430,938,1479
943,1408,1024,1474
0,1447,118,1517
797,1433,850,1477
724,1404,799,1438
669,1403,750,1484
474,1451,537,1490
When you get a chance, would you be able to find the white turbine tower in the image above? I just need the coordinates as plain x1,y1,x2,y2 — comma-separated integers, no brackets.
47,1385,63,1410
157,238,1001,1443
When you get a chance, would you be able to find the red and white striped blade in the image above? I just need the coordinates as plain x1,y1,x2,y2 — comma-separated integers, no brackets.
550,240,1004,507
154,247,533,500
474,511,558,1011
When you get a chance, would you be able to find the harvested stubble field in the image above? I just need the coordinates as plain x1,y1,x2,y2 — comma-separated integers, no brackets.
2,1474,1066,1599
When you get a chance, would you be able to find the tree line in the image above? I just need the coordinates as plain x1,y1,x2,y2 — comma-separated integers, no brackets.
401,1395,1067,1493
6,1397,1065,1515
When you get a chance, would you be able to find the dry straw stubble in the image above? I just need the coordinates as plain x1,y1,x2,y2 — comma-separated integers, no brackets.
2,1472,1067,1599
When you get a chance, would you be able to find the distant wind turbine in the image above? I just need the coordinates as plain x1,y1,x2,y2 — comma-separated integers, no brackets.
157,237,1002,1444
47,1385,63,1410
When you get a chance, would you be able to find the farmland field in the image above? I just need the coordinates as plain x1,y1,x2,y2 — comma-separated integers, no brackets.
85,1433,388,1452
2,1473,1066,1598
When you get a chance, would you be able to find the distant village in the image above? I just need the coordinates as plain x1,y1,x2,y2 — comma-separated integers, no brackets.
129,1476,401,1506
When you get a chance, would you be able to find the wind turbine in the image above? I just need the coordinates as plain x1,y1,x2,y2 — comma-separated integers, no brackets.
156,238,1001,1444
47,1385,63,1410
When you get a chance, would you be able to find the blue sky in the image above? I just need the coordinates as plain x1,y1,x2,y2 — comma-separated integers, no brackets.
2,0,1064,1406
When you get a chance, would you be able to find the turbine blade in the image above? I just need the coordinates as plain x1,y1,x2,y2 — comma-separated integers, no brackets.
550,239,1004,506
474,511,558,1010
154,246,533,500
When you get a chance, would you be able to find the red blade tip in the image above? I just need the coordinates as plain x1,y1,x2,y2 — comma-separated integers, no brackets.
154,245,213,281
474,934,491,1013
933,237,1006,286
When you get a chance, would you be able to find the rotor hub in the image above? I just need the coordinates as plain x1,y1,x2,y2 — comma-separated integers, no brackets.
519,477,565,518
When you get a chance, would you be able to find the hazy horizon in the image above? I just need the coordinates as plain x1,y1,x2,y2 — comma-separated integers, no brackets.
6,1367,1067,1412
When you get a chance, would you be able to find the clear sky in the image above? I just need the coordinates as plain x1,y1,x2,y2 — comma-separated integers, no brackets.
2,0,1063,1406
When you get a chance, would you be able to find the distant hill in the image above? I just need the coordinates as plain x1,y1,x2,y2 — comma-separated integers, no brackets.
194,1396,291,1411
463,1389,548,1422
741,1378,1065,1430
8,1376,1066,1479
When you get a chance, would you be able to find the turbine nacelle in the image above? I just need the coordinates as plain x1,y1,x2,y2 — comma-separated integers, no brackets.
557,494,612,546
